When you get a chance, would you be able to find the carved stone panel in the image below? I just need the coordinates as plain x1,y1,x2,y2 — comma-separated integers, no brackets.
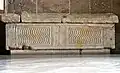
42,0,69,13
103,27,115,49
16,24,52,48
22,0,44,13
21,0,38,13
7,0,69,13
6,24,16,48
70,0,89,13
6,0,113,14
7,0,43,13
66,25,103,48
91,0,112,13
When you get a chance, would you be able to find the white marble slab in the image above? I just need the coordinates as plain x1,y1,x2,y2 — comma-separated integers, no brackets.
0,55,120,73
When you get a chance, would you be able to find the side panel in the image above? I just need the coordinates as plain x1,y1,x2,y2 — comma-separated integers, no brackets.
6,24,16,50
103,26,115,49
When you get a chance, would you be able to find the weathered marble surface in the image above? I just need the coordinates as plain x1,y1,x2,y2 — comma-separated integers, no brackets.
1,13,20,22
65,13,119,23
91,0,112,13
41,0,69,13
11,49,110,55
6,23,115,50
2,13,118,23
70,0,89,13
6,0,112,13
7,0,69,13
21,13,119,23
21,13,67,22
1,55,120,73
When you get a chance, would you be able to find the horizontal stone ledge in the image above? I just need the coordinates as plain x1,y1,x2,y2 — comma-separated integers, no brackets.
6,23,115,28
22,13,67,22
1,13,119,24
11,49,110,55
65,13,119,24
1,13,20,22
21,13,119,23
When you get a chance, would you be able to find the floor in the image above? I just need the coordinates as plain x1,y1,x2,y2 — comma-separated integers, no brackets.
0,54,120,73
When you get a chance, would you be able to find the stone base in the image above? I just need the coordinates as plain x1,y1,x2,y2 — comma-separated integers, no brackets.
0,50,11,55
11,49,110,55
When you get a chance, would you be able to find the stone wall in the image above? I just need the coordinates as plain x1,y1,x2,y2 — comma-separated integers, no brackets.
6,0,113,14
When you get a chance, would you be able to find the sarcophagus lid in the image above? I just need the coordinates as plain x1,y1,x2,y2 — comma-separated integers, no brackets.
64,13,119,24
21,12,67,22
21,13,118,23
1,13,119,24
1,13,20,23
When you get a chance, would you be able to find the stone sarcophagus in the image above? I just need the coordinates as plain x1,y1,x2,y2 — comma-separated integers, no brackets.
2,13,119,50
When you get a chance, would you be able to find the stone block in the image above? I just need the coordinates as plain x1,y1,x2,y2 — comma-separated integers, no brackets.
1,13,20,22
70,0,89,13
21,0,37,13
7,0,42,13
91,0,112,13
7,0,21,13
65,13,119,23
7,0,69,13
42,0,69,13
21,13,67,22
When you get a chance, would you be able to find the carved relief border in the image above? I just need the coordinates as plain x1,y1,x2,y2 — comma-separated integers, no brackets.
15,24,52,48
65,25,104,48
